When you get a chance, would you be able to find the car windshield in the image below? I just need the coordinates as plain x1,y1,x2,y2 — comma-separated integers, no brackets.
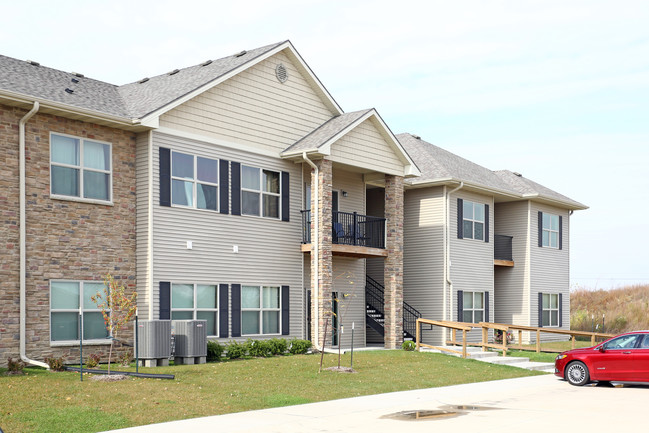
605,334,641,349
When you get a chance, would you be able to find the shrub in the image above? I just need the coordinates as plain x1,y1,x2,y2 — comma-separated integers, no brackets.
288,339,311,355
402,340,416,351
86,353,100,369
118,350,132,367
7,357,25,374
268,338,288,355
44,356,65,372
226,340,246,359
248,339,273,358
207,341,224,362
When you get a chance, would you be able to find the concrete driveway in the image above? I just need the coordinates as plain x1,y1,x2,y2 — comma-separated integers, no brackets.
107,374,647,433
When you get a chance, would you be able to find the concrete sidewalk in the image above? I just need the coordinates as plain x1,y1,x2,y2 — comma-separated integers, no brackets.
107,375,647,433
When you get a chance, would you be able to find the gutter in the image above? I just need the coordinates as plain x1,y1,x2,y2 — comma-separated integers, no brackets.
444,182,463,337
19,101,49,369
302,152,322,351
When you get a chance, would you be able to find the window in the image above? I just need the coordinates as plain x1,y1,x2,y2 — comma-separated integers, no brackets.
462,291,484,323
542,213,560,248
542,293,559,327
50,281,109,342
241,285,280,335
171,151,218,211
604,334,641,350
241,165,280,218
462,200,485,240
171,283,218,336
50,133,112,202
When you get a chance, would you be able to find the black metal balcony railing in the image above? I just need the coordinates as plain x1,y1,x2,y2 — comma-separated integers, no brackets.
300,210,386,249
494,234,513,261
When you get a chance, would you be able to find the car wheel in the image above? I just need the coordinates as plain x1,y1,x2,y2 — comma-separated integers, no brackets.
566,361,590,386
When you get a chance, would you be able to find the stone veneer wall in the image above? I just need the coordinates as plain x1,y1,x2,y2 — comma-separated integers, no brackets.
383,174,404,349
0,104,137,366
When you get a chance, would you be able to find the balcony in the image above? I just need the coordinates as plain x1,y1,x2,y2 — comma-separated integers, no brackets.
301,210,387,258
494,234,514,267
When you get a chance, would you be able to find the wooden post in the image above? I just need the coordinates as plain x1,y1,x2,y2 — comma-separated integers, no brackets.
462,330,467,358
536,330,541,353
481,327,487,351
591,334,596,346
518,330,523,350
503,327,508,356
571,335,576,349
416,319,421,351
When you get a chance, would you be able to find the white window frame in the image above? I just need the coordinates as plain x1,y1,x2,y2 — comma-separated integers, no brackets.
50,280,110,345
462,291,485,323
542,213,560,249
241,285,281,336
542,293,560,327
171,151,219,211
49,132,113,205
462,200,485,241
170,283,219,337
241,165,281,219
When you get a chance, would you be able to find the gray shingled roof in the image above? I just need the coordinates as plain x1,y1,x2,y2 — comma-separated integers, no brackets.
398,132,587,209
118,42,285,118
397,133,518,193
0,54,130,117
0,41,286,120
282,109,373,154
495,170,587,209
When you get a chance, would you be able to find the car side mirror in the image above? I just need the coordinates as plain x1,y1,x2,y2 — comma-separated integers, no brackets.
599,345,606,353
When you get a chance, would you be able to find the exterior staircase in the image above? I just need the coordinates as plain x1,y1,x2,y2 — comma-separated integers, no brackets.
420,345,555,372
365,275,421,341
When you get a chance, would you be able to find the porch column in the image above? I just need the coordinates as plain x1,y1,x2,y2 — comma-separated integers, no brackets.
383,174,404,349
310,159,333,348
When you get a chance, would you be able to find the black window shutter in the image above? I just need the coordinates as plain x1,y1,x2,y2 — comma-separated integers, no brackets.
559,293,563,328
538,292,543,327
484,291,489,322
484,204,490,243
281,285,290,335
538,211,543,247
231,162,241,216
159,147,171,207
159,281,170,320
457,198,464,239
457,290,464,322
281,171,290,222
231,284,241,337
559,215,563,250
219,160,229,215
219,284,229,338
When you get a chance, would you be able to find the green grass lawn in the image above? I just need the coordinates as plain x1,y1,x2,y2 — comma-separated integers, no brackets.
0,350,544,433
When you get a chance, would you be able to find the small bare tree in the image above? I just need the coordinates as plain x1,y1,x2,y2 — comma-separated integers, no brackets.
91,274,137,375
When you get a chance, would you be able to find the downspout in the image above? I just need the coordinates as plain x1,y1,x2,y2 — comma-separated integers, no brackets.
445,182,463,338
19,101,49,368
302,152,321,351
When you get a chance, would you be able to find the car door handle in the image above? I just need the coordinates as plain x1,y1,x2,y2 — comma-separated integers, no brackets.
623,351,632,354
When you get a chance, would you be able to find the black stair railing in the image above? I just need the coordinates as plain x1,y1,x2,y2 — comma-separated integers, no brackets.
365,275,422,340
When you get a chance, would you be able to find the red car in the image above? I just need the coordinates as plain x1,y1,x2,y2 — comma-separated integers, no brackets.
555,331,649,386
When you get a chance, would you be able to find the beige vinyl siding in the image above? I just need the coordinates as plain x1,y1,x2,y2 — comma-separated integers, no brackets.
151,132,304,339
135,131,152,320
494,201,530,327
530,203,570,341
450,191,494,343
403,186,445,344
328,118,405,176
159,51,335,155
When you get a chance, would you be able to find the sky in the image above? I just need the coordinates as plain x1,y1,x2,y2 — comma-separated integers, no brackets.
3,0,648,289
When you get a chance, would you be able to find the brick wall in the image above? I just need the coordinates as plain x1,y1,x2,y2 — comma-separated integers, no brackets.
0,104,137,366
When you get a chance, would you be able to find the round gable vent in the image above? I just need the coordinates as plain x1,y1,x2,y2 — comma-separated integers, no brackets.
275,63,288,83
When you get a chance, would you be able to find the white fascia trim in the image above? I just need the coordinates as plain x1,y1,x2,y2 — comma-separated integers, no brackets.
155,126,282,159
0,90,136,127
139,41,343,127
409,178,522,199
522,193,589,211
